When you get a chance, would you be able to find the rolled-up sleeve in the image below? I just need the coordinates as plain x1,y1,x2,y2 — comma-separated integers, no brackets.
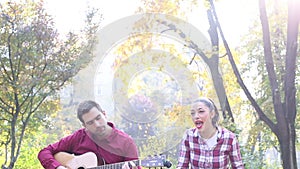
37,131,79,169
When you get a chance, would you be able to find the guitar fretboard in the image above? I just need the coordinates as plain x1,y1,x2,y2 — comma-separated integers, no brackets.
88,159,140,169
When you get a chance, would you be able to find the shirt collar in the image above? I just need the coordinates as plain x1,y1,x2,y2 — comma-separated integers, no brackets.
193,126,222,140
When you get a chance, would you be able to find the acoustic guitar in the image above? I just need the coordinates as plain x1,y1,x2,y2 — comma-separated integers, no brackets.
54,151,172,169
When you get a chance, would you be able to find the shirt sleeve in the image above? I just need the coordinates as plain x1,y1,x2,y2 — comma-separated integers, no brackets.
37,132,78,169
123,137,142,169
229,135,245,169
176,129,190,169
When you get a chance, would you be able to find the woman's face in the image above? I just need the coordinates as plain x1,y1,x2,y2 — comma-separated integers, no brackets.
190,101,215,132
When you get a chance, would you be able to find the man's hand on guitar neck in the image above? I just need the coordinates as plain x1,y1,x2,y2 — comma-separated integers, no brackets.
122,161,137,169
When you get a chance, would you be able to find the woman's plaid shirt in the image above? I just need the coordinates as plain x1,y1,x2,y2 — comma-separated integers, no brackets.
177,127,245,169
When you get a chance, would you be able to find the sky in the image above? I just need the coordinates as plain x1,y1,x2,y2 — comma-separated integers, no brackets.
44,0,258,47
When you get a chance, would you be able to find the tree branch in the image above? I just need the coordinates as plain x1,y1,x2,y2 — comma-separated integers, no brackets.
209,0,277,132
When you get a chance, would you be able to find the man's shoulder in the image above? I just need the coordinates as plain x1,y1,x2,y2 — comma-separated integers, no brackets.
113,128,132,139
73,128,86,133
69,128,87,137
108,122,133,139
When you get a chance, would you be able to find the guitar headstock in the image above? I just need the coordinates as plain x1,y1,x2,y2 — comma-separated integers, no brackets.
141,154,172,168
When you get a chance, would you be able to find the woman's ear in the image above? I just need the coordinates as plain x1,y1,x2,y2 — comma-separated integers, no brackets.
210,110,215,119
101,110,108,118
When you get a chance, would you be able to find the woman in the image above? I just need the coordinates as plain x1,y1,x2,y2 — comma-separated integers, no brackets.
177,97,244,169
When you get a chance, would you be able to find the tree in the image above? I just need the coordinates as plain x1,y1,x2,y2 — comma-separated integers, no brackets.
136,0,237,122
0,0,100,168
207,0,299,168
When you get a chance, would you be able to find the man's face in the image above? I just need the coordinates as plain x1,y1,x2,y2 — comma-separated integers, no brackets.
82,107,108,137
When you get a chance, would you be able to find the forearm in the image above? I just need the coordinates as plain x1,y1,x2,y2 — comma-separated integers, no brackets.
38,147,61,169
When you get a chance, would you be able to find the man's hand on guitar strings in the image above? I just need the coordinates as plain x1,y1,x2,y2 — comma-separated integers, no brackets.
122,161,137,169
56,165,67,169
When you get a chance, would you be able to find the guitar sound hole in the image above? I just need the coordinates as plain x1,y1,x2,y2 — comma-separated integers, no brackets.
78,167,84,169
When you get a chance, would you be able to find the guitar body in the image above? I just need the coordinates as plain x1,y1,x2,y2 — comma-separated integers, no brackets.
54,152,98,169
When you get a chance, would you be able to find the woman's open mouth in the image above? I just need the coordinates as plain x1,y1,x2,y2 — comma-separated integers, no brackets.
195,120,203,129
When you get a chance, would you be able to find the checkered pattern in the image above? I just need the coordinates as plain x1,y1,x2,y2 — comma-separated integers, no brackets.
177,127,244,169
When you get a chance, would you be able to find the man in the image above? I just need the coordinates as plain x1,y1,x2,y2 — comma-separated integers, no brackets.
38,100,140,169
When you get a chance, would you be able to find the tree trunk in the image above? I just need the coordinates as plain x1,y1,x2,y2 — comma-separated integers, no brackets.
206,8,234,121
277,122,297,169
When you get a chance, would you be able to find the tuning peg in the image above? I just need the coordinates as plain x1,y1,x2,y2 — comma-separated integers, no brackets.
163,160,172,168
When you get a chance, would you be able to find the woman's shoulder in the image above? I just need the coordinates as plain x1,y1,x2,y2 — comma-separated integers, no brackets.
183,128,198,136
218,127,238,139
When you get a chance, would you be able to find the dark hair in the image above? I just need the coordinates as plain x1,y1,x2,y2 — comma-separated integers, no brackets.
77,100,103,123
193,97,219,127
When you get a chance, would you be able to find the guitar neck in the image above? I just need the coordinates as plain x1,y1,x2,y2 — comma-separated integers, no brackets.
89,159,140,169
